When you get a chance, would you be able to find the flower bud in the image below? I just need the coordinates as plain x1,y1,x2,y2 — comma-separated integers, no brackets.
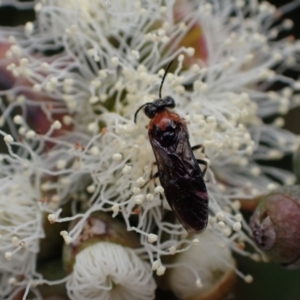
161,230,236,300
250,186,300,269
63,211,156,300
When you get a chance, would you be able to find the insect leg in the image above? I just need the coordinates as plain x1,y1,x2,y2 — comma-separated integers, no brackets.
152,171,159,179
196,159,208,176
191,144,205,152
140,164,163,215
193,144,209,176
125,165,160,215
139,177,152,189
151,171,163,201
138,165,159,190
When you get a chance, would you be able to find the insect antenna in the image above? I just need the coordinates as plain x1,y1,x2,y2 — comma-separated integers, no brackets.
134,59,174,124
159,59,174,99
134,102,151,123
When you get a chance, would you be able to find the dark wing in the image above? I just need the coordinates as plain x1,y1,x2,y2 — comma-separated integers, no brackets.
163,173,208,233
150,121,209,233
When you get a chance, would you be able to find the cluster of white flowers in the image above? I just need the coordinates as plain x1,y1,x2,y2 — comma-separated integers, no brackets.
0,156,44,299
0,0,300,299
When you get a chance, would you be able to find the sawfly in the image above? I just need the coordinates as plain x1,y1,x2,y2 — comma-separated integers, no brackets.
134,61,209,233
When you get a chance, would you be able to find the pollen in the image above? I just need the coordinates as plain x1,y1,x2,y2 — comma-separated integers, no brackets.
122,165,132,174
48,214,56,224
87,122,98,132
152,260,160,271
52,120,62,130
250,167,261,176
64,236,73,245
4,135,13,143
169,246,176,255
251,253,261,262
244,275,254,284
134,194,144,204
136,177,146,186
154,186,164,194
8,277,16,285
24,22,34,35
98,70,107,78
56,160,67,170
41,62,50,71
216,212,225,221
156,265,166,276
267,150,283,159
185,47,195,56
131,50,140,59
148,234,158,243
87,185,96,193
112,153,122,161
222,226,232,237
218,221,226,228
11,236,19,246
90,146,100,156
25,130,36,139
192,238,200,245
267,183,278,191
13,115,23,125
63,115,73,125
132,187,141,194
51,195,60,203
196,278,203,288
5,252,12,261
233,222,242,232
146,194,154,201
234,214,243,222
112,204,120,217
111,57,119,66
89,96,99,104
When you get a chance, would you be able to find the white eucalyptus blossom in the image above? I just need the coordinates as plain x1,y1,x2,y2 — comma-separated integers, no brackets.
0,151,45,299
67,242,156,300
0,0,300,298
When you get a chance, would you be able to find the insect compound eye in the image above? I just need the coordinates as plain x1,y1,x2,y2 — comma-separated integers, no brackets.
144,104,157,119
163,96,176,109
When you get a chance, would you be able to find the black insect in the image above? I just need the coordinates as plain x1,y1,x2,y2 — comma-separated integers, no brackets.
134,61,209,233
